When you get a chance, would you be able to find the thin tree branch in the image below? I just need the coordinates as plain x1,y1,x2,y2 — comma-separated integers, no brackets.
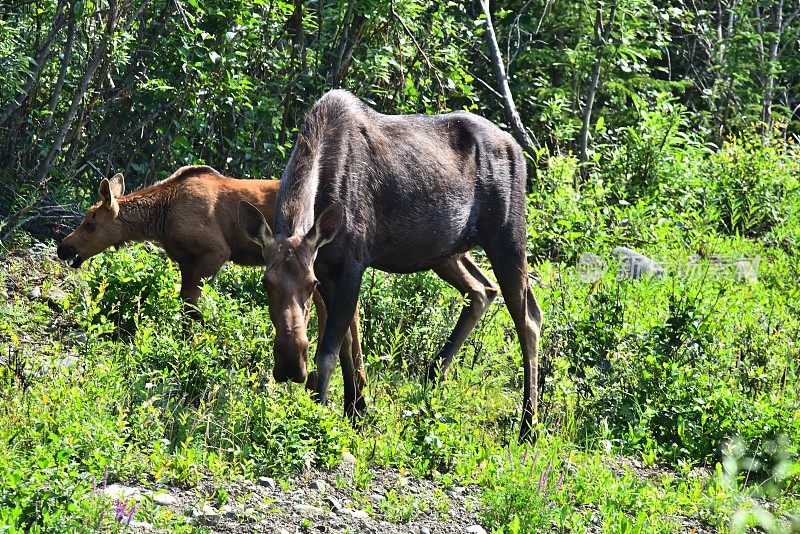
479,0,539,188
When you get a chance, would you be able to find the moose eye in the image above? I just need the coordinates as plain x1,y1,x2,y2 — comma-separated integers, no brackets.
85,222,96,233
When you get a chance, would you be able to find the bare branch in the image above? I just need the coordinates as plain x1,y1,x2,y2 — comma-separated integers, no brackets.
478,0,539,187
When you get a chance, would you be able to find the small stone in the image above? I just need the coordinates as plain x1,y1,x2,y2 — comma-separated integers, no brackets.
193,504,218,517
466,526,487,534
58,355,79,369
222,504,236,518
420,528,431,534
341,451,357,465
309,479,326,492
46,287,67,304
0,290,9,300
257,476,275,489
352,509,369,520
152,492,178,506
296,503,324,515
370,492,383,501
128,520,154,529
29,286,41,299
279,529,291,534
446,489,458,499
102,484,139,500
325,495,342,511
338,507,354,516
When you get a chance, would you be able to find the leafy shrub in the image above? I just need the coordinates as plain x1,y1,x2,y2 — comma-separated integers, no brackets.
76,243,181,335
702,131,800,237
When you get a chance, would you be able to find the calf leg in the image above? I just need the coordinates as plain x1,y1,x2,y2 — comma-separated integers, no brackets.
178,252,228,321
308,291,367,418
483,237,543,443
427,253,498,383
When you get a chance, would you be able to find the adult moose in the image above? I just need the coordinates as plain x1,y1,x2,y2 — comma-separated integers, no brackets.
239,90,542,440
56,165,365,414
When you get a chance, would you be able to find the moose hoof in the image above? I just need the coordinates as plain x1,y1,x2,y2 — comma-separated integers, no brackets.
345,395,368,422
425,363,445,387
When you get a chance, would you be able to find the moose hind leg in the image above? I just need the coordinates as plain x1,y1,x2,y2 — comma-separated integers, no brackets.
427,253,498,384
484,239,543,442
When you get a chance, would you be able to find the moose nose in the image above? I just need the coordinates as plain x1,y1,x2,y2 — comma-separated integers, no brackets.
273,337,309,383
56,244,75,260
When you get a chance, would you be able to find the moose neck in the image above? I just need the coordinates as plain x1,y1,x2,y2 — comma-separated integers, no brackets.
117,193,167,243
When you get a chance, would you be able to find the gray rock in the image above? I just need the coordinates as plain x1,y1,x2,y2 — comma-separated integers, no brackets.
257,476,276,489
338,507,354,516
295,503,324,515
309,479,326,492
341,451,357,465
102,484,140,501
29,286,41,299
466,526,487,534
420,528,432,534
152,492,178,506
193,504,218,517
352,509,370,520
128,520,154,529
46,287,67,304
611,247,665,280
58,355,79,369
325,495,342,511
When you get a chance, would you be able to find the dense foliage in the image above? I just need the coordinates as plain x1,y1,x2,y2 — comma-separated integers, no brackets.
2,0,800,236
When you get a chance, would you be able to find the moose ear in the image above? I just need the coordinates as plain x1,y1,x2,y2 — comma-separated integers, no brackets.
238,201,274,248
306,202,344,250
108,173,125,197
98,178,120,216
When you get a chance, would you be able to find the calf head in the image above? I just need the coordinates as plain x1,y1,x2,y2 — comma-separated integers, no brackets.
57,173,126,268
238,200,343,383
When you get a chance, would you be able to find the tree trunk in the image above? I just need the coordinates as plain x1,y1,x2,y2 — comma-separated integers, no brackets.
32,0,120,188
0,0,67,126
762,0,784,136
577,1,617,186
478,0,538,190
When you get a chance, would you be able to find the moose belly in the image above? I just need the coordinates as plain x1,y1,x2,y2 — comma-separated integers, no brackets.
369,225,474,274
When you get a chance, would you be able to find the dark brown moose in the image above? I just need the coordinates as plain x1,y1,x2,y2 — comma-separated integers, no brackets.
57,165,366,410
238,90,542,440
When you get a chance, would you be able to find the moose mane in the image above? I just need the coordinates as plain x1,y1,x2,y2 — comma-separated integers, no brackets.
274,90,367,238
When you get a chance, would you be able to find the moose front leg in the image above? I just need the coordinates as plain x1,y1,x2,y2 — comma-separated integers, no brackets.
315,267,364,409
308,291,367,419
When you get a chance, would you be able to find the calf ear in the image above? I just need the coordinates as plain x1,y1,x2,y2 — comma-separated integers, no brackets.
98,178,120,216
109,173,125,197
238,201,274,248
306,202,344,250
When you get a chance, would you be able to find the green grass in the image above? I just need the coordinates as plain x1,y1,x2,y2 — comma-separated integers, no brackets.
1,131,799,532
